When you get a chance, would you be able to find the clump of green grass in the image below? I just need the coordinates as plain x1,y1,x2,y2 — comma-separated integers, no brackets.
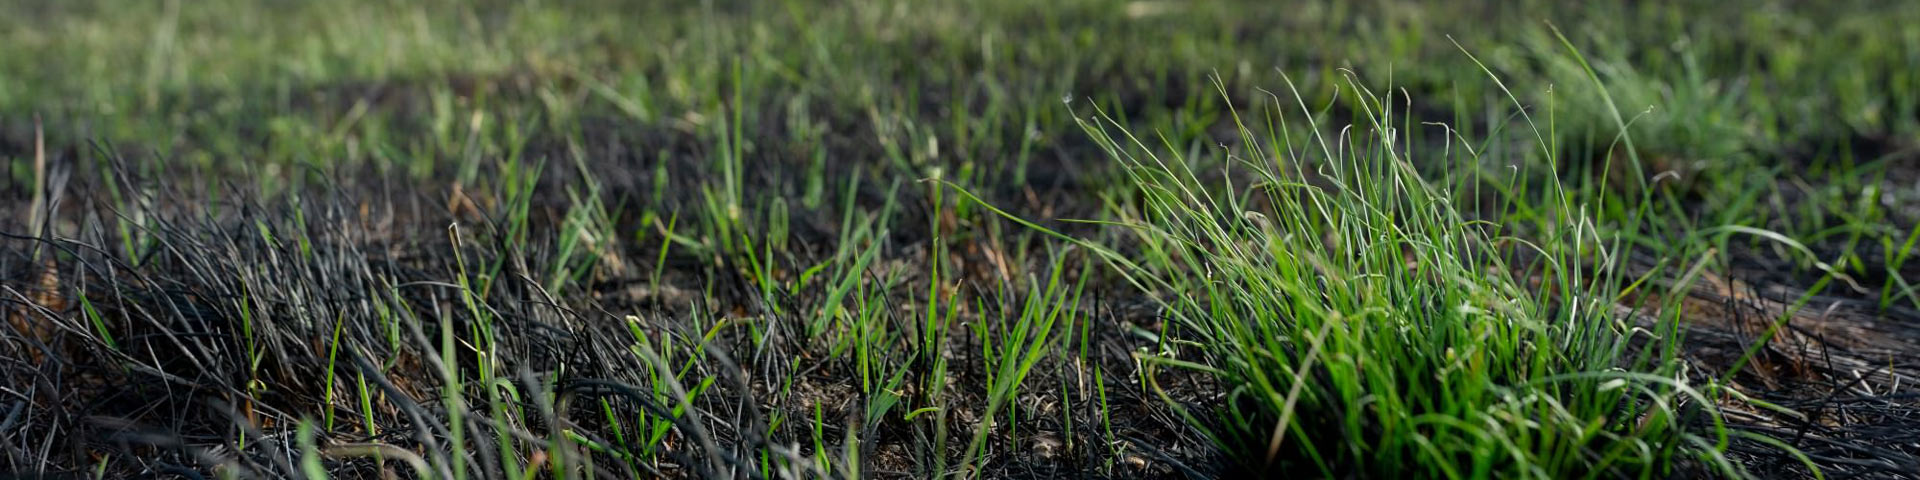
968,65,1756,476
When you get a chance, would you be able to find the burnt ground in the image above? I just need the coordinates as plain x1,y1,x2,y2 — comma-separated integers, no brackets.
1654,249,1920,478
0,96,1221,479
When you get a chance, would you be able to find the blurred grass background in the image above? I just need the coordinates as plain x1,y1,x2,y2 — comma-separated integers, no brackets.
6,0,1915,169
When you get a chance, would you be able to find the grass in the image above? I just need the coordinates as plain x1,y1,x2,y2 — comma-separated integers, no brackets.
2,0,1918,478
1084,68,1736,476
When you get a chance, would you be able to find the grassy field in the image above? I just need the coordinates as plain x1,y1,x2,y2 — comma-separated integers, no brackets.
3,0,1918,478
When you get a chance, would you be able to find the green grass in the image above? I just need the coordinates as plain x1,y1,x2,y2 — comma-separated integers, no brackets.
2,0,1917,478
1056,70,1733,476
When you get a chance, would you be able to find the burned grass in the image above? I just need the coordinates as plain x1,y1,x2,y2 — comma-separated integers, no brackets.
1629,263,1920,478
0,140,1216,478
